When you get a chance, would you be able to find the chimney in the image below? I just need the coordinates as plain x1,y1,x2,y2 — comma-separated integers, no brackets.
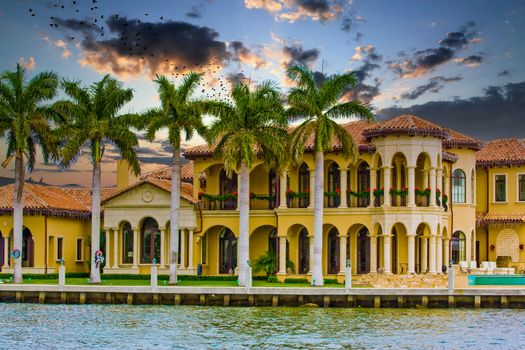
116,160,139,189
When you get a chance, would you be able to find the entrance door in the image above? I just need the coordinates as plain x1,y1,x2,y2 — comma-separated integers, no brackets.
357,228,370,273
328,229,339,274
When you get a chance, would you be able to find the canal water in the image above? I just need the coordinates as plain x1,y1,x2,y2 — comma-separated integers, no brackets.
1,304,524,349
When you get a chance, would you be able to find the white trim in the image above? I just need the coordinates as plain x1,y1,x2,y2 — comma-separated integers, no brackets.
493,173,508,203
75,237,84,262
517,173,525,203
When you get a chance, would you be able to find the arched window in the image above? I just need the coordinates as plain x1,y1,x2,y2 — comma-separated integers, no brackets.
219,229,237,274
220,169,237,209
327,228,339,274
268,170,278,209
298,163,310,208
298,228,309,274
357,162,370,207
452,169,466,203
451,231,466,264
140,218,160,263
22,227,34,267
121,222,133,264
357,228,370,273
327,163,340,208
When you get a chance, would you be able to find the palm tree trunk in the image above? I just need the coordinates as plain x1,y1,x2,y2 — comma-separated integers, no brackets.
90,158,101,283
238,161,250,286
13,153,24,283
312,150,324,286
169,149,181,284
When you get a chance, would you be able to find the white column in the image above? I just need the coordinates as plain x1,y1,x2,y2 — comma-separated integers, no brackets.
368,168,377,208
429,234,437,273
383,234,391,273
278,236,287,274
422,169,429,189
132,228,139,268
383,166,391,207
444,238,450,266
112,229,119,269
159,228,166,268
436,234,443,272
429,167,437,207
308,169,315,208
279,170,287,209
436,168,443,204
369,234,377,273
2,236,9,268
237,175,241,209
421,236,428,273
407,234,416,274
395,161,402,206
308,235,314,273
339,168,348,208
188,229,194,269
179,229,186,269
105,228,111,269
407,166,416,207
444,175,450,199
339,235,347,274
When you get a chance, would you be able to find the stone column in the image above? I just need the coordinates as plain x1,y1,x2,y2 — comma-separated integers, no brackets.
382,166,391,207
278,236,287,274
188,229,194,270
436,234,443,272
429,167,437,207
2,236,10,268
308,235,314,273
395,161,402,206
339,235,347,274
383,234,392,273
436,168,443,204
407,234,416,274
112,228,119,269
308,169,315,208
421,235,428,273
132,228,139,268
407,166,416,207
444,175,450,199
105,228,111,270
369,234,377,273
428,234,437,273
339,168,348,208
179,229,186,269
422,169,429,189
159,228,166,268
279,170,287,208
368,168,377,208
443,238,450,266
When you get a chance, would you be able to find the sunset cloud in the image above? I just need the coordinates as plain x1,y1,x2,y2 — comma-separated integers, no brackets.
245,0,347,23
18,56,36,70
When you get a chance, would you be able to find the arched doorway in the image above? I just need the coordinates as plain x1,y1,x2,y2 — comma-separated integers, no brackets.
327,228,339,274
220,168,237,209
298,228,309,274
22,227,34,267
451,231,466,264
140,218,160,263
357,227,370,273
121,222,133,264
219,228,237,274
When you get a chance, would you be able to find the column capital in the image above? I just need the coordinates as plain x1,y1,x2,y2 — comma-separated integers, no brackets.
112,227,119,232
382,165,392,170
339,167,349,172
338,234,348,238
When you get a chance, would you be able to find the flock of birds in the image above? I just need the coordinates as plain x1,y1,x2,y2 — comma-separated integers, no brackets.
26,0,249,102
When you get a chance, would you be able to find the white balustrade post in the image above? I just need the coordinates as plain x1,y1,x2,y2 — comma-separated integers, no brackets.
345,259,352,289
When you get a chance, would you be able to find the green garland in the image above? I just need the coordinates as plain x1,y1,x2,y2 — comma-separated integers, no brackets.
347,190,370,199
250,193,276,201
286,190,310,199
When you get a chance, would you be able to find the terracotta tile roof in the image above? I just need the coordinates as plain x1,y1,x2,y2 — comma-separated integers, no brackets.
140,162,194,183
443,129,482,150
102,178,194,205
364,114,450,139
476,138,525,168
442,150,458,163
477,212,525,226
0,183,116,219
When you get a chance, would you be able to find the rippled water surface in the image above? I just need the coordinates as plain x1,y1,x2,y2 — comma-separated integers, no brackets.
1,303,524,349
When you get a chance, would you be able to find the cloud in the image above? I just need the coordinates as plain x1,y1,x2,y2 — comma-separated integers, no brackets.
378,81,525,140
352,45,381,61
498,69,511,77
245,0,347,22
342,44,383,104
387,22,481,78
53,16,231,79
454,54,483,67
18,57,36,70
230,41,267,69
186,6,203,18
282,44,320,68
399,76,462,100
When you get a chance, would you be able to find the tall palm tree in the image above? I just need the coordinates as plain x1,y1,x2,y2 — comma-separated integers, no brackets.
140,73,206,284
57,75,139,283
205,81,287,286
286,64,373,286
0,64,59,283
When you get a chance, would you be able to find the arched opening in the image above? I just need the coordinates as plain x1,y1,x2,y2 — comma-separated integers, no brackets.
327,228,340,274
249,225,278,274
22,227,34,267
121,221,133,264
220,168,237,209
219,228,237,274
452,169,466,203
298,163,310,208
357,161,370,207
416,223,432,273
298,228,309,274
390,152,407,206
451,231,466,264
357,227,370,274
140,218,160,264
268,170,278,209
327,162,340,208
415,153,432,207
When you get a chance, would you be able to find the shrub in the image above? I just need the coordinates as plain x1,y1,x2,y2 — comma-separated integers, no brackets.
284,278,308,284
267,275,279,283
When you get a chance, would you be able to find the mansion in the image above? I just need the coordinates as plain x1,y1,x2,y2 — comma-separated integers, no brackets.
1,114,524,279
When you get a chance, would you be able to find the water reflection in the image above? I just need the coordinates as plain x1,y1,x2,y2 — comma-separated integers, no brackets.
0,304,524,349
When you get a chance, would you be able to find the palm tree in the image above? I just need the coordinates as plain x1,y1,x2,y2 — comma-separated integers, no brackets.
0,64,59,283
57,75,139,283
205,81,287,286
286,64,373,286
140,73,207,284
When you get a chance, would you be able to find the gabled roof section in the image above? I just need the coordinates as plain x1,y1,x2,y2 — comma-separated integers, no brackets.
101,178,194,205
363,114,450,140
476,138,525,168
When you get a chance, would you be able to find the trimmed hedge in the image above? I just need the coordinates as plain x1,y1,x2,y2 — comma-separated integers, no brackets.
284,278,309,284
323,279,340,285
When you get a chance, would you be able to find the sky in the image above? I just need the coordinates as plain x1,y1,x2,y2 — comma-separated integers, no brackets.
0,0,524,187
